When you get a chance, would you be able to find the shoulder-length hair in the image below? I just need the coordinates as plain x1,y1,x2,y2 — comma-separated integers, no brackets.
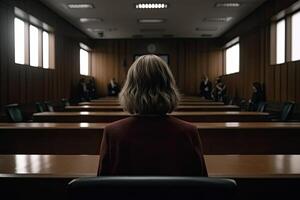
119,54,180,115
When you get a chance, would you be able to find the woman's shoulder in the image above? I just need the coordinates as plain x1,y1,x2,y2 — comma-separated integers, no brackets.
104,116,197,133
167,116,198,133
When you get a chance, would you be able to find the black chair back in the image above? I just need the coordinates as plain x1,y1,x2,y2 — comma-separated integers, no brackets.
44,101,54,112
36,102,46,113
257,102,267,112
281,101,295,121
61,98,70,107
68,177,237,200
4,104,23,122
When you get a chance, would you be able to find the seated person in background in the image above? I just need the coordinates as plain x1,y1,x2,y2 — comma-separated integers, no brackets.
212,77,227,102
98,54,207,176
78,78,89,101
87,77,97,99
107,78,120,96
199,74,212,100
249,82,265,111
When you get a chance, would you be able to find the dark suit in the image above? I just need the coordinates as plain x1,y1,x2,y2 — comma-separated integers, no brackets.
98,115,207,176
107,83,120,96
200,80,212,100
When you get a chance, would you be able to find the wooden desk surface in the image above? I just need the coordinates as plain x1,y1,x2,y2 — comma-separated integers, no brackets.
1,155,300,178
2,122,300,130
179,101,224,105
65,105,240,112
32,111,269,123
1,122,300,155
33,111,267,116
79,101,225,106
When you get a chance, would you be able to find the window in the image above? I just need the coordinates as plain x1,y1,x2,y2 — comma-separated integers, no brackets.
292,11,300,61
43,31,49,68
14,7,55,69
80,48,89,76
276,19,286,64
14,18,25,64
30,25,39,67
225,43,240,75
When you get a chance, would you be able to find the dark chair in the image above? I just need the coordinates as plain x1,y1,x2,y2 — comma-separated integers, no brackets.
4,104,24,122
68,177,237,200
257,101,267,112
44,101,54,112
61,98,70,107
36,102,46,113
280,101,295,121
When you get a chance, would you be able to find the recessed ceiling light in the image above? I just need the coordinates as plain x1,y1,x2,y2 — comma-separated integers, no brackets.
80,18,102,23
215,2,241,8
204,17,233,22
67,3,95,9
87,28,105,32
135,3,168,9
138,19,165,23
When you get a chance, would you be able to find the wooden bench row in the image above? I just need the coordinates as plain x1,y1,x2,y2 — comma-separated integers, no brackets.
32,111,269,122
0,154,300,200
65,105,240,112
1,122,300,154
79,101,225,106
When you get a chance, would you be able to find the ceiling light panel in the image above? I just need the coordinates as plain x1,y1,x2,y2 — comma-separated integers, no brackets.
80,18,102,23
204,17,233,22
215,2,241,8
138,19,165,23
67,3,95,9
135,3,168,9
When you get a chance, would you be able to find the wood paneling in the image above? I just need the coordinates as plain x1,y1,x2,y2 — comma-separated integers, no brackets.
91,39,222,96
0,0,92,111
220,0,300,103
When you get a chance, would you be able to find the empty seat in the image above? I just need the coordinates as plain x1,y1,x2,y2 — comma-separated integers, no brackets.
36,102,46,113
280,101,295,121
4,104,24,122
68,177,237,200
44,101,54,112
257,102,267,112
61,98,70,107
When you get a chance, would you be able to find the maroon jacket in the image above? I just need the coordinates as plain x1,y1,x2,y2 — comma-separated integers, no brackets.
98,115,207,176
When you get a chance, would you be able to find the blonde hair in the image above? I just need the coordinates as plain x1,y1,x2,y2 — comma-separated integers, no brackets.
119,55,180,114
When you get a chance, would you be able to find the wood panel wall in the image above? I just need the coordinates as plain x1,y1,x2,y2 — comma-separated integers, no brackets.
91,39,223,96
0,0,91,110
221,0,300,103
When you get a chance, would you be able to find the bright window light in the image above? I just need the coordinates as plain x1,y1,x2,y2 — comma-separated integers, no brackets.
43,31,49,68
80,48,89,75
30,25,39,67
276,19,285,64
14,18,25,64
225,43,240,74
292,11,300,61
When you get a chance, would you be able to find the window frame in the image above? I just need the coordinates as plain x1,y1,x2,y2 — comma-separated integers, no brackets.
14,7,55,69
270,5,300,64
224,38,240,75
14,17,27,65
275,19,286,65
79,47,91,76
291,10,300,61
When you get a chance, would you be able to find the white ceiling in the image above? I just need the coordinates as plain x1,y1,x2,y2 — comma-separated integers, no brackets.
39,0,267,39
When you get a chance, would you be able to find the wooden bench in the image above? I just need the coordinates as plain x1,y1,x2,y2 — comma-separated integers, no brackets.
65,105,240,112
0,154,300,200
1,122,299,155
33,111,269,123
79,101,225,106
